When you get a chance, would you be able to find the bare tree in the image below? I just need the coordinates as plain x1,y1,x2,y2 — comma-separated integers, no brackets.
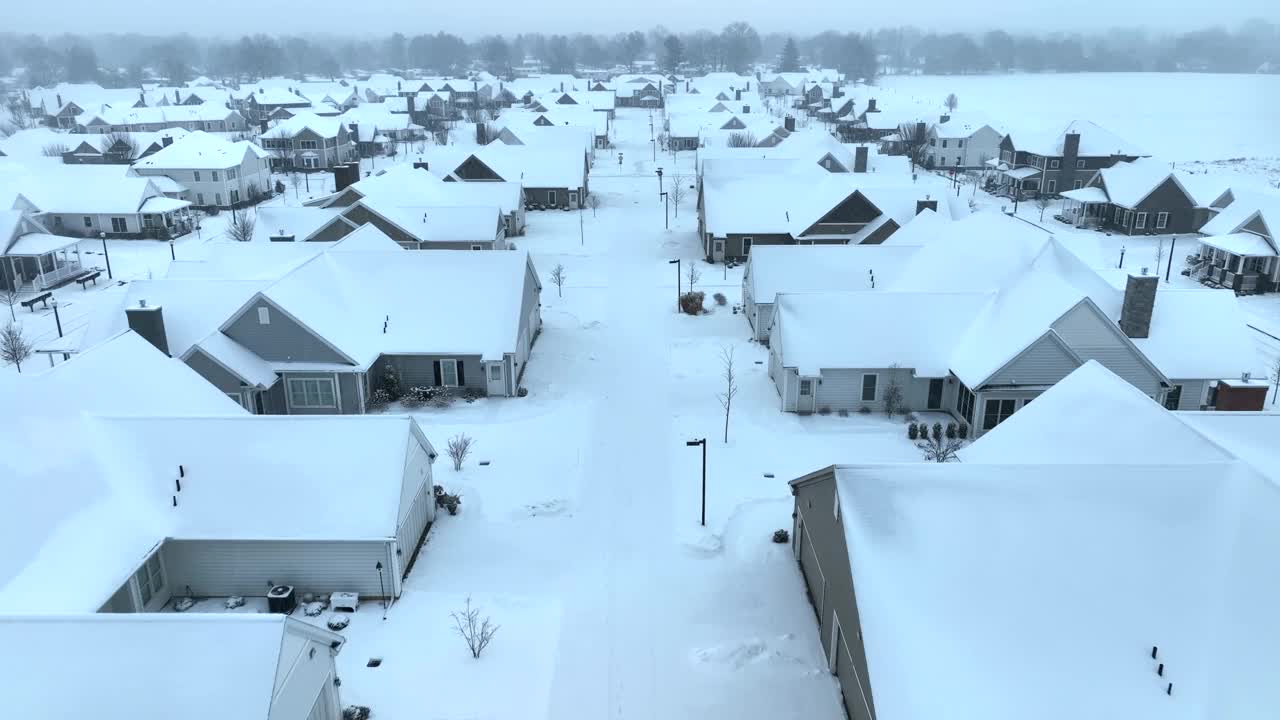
718,346,739,443
726,131,757,148
1035,194,1053,221
1154,239,1167,278
896,122,929,171
288,172,303,199
3,97,37,131
944,93,959,112
586,193,601,218
669,174,689,218
226,208,256,242
447,433,474,471
41,143,69,158
102,132,139,162
2,284,20,322
917,434,964,463
451,596,499,659
686,262,701,292
882,364,904,417
549,263,566,298
1,322,34,373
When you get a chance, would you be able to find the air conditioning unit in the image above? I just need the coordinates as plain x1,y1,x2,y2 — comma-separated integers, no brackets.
267,584,297,614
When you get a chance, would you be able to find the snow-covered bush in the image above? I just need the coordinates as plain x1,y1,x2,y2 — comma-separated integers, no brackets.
303,602,325,617
173,597,195,612
958,422,970,439
945,422,958,439
517,387,529,397
328,615,351,631
772,529,790,543
368,388,392,410
224,596,245,610
908,423,919,440
857,406,871,415
342,707,370,720
679,291,705,315
400,393,425,409
381,364,402,401
461,387,486,403
817,406,831,415
429,387,455,408
435,485,462,515
931,422,943,441
713,292,727,306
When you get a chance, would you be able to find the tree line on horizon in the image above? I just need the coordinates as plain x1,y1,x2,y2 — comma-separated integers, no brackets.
0,20,1275,89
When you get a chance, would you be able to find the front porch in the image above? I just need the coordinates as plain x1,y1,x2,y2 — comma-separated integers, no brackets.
1187,237,1278,294
3,236,85,291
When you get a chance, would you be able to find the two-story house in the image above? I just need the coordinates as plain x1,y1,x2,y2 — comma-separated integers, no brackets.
925,112,1006,170
132,131,272,209
996,120,1146,197
258,113,356,171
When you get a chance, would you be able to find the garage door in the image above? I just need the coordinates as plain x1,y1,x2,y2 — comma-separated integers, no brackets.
797,515,825,615
814,370,862,412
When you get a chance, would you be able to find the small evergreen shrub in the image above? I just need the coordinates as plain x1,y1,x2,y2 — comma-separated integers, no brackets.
434,485,462,515
817,406,831,415
772,529,790,544
381,364,402,400
461,387,486,402
908,423,919,440
858,405,871,415
517,386,529,397
958,422,969,439
713,292,727,306
368,388,391,409
932,422,943,441
837,409,849,418
945,422,958,439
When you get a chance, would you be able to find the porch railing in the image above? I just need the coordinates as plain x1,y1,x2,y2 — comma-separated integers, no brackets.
24,260,84,290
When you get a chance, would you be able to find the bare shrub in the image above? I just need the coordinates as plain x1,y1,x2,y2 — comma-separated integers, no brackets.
1,322,34,373
917,434,963,463
447,433,474,471
227,207,256,242
549,263,566,297
679,291,705,315
451,596,499,658
718,346,739,443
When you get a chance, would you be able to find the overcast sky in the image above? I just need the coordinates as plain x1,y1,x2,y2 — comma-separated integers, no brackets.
8,0,1280,37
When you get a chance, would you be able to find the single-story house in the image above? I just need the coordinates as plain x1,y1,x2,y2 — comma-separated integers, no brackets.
413,145,590,210
1,614,347,720
741,244,920,342
131,130,271,209
0,163,193,240
787,366,1280,720
1060,158,1209,234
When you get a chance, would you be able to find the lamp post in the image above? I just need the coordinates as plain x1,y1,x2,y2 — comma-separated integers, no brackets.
1166,236,1177,283
660,191,669,230
375,561,387,618
686,438,707,526
651,138,656,162
668,258,681,311
656,167,664,198
168,239,175,261
99,232,112,280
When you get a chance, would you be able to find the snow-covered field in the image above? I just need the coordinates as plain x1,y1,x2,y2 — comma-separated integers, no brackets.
877,73,1280,167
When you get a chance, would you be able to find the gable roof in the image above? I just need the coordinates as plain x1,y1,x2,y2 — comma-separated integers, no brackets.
746,244,920,305
1091,158,1195,209
260,111,345,139
1007,119,1147,158
132,130,267,170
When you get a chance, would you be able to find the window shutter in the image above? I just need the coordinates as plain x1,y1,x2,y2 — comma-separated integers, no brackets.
433,360,442,385
457,362,465,386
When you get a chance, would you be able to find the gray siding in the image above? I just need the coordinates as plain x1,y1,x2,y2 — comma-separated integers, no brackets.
1169,379,1210,411
280,371,363,415
810,367,931,414
792,474,876,720
162,538,399,598
517,260,543,374
224,298,352,364
185,348,248,394
982,334,1081,387
1050,303,1163,397
372,354,485,392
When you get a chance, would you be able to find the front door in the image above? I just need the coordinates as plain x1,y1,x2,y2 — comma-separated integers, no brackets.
797,377,816,413
742,237,753,256
712,238,724,262
927,378,944,409
486,362,507,397
569,191,578,208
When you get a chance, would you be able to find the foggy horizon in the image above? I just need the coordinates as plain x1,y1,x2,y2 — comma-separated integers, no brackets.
6,0,1280,39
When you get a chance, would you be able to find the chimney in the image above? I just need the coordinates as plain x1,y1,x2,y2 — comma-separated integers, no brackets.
560,81,565,92
735,89,742,101
854,146,869,173
406,93,416,118
939,114,950,123
742,105,750,114
349,122,359,145
784,115,795,132
126,301,170,356
56,93,62,108
1064,132,1081,160
867,97,878,112
915,198,938,214
333,163,359,192
161,136,173,147
1119,273,1158,338
413,159,429,171
175,88,180,103
916,121,927,139
397,80,402,93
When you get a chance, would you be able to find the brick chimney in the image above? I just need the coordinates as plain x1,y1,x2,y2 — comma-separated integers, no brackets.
126,300,169,356
784,116,795,132
939,114,950,123
735,89,742,101
854,146,869,173
866,98,877,112
1119,273,1158,338
161,136,173,147
175,88,181,103
1063,132,1081,161
413,159,429,171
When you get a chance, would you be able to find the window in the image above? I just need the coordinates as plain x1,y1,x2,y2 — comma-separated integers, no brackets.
230,189,240,205
300,140,318,150
1050,159,1060,169
1046,179,1057,193
942,139,948,148
489,364,502,381
958,138,964,147
215,193,222,206
1124,210,1133,227
1135,212,1147,230
111,217,128,233
547,190,557,206
82,216,92,227
193,170,201,181
1156,212,1169,230
440,359,460,387
197,193,206,205
227,167,238,180
929,138,936,147
1076,159,1085,168
211,170,220,181
955,156,961,166
1073,180,1083,190
257,306,270,324
1114,207,1123,224
799,379,813,396
1164,384,1183,411
470,244,483,250
957,382,976,424
861,374,878,402
133,554,165,607
742,236,753,255
288,377,337,408
982,398,1017,430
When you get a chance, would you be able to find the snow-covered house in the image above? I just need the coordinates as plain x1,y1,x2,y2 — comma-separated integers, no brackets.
410,144,589,210
0,205,85,291
1,614,347,720
131,131,271,209
77,104,248,134
1192,187,1280,293
244,86,314,123
82,244,542,408
996,119,1147,196
741,244,920,342
924,112,1005,170
768,215,1266,427
259,112,356,170
787,361,1280,720
1060,158,1209,234
0,162,193,240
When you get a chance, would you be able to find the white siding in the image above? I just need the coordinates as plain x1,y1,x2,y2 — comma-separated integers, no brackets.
1051,302,1164,397
396,436,436,573
1169,379,1210,411
814,370,863,412
983,334,1081,387
162,539,398,598
270,627,340,720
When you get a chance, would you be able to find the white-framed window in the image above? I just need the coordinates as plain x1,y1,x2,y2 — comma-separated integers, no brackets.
257,306,270,324
958,138,964,147
1156,212,1169,230
440,359,460,387
1076,159,1085,168
288,377,337,408
742,236,754,255
982,398,1017,430
489,364,502,381
134,554,165,607
230,189,240,205
193,170,201,181
1135,212,1147,229
1124,210,1133,227
799,379,813,396
1114,207,1123,224
110,217,128,233
547,190,558,206
211,170,220,181
227,167,238,180
941,139,948,148
861,373,878,402
1072,179,1083,189
1046,179,1057,193
196,193,204,205
300,140,318,150
82,216,92,227
1050,159,1060,169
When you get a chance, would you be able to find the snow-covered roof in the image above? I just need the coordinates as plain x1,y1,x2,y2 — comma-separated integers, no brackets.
247,86,313,106
1093,158,1193,209
775,291,991,376
1200,187,1280,241
0,332,243,612
260,111,346,139
132,130,267,170
829,456,1280,720
0,161,168,215
80,279,263,357
746,245,920,305
930,111,1005,139
1061,186,1109,204
1176,412,1280,486
352,197,502,243
962,361,1234,463
3,231,77,256
1008,119,1147,158
1127,288,1266,379
888,212,1054,292
1200,232,1276,257
77,103,241,127
1,614,340,720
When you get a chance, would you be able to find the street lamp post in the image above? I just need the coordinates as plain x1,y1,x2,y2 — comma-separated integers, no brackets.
168,239,175,261
686,438,708,526
656,167,664,198
668,258,681,311
660,191,669,230
99,232,113,280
